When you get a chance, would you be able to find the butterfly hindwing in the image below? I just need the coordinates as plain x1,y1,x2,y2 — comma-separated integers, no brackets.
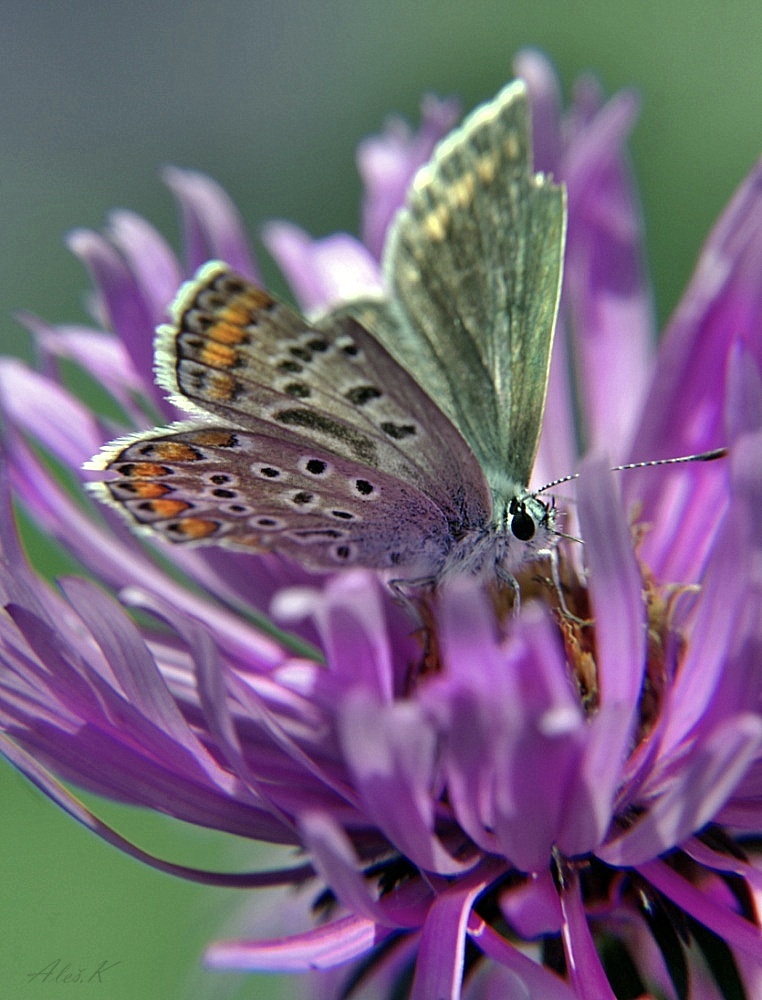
95,424,458,572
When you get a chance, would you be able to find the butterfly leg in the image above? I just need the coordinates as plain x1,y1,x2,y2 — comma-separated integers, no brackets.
495,563,522,616
545,546,591,625
388,575,438,628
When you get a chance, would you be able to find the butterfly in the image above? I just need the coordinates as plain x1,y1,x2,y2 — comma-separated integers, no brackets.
89,80,567,588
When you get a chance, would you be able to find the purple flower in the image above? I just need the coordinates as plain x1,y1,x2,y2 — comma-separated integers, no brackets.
3,47,762,999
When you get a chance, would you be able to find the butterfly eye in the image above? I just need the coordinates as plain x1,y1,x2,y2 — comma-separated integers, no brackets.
509,498,536,542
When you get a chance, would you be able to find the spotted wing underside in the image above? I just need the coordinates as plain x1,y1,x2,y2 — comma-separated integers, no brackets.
90,264,491,573
93,424,456,571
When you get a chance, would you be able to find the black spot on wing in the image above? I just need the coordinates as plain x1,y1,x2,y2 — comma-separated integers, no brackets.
275,408,378,463
345,385,382,405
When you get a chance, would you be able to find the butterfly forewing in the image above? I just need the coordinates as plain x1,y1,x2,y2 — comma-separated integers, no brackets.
155,264,489,524
369,80,566,489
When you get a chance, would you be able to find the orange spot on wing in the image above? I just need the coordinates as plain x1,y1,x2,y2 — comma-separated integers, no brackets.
115,481,171,498
201,342,238,369
190,429,238,448
207,373,238,401
118,462,172,478
147,442,203,462
241,288,274,310
208,319,249,345
169,518,220,540
143,499,191,518
232,533,267,550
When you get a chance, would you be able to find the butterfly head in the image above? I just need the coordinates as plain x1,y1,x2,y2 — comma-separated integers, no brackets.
505,491,555,545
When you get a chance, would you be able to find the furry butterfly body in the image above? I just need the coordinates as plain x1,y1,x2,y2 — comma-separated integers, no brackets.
90,80,566,585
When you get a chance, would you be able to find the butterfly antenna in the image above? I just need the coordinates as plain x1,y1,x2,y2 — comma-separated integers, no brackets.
535,446,728,495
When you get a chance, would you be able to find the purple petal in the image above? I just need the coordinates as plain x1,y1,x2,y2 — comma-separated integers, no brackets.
600,714,762,866
1,600,292,839
532,312,577,491
490,613,588,871
726,338,762,441
654,490,749,757
685,838,762,895
563,89,654,458
558,865,618,999
0,360,105,467
162,166,260,280
639,859,762,962
559,459,644,854
429,589,587,870
18,315,146,421
635,157,762,461
66,228,161,399
59,577,241,780
299,811,408,926
410,881,485,1000
339,690,466,875
499,871,563,938
262,221,383,315
205,914,391,971
106,210,182,323
358,94,461,260
692,383,762,739
513,49,563,176
628,159,762,577
272,572,397,703
468,916,577,999
0,734,304,887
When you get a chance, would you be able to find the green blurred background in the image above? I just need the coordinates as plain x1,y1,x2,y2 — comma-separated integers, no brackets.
2,1,761,997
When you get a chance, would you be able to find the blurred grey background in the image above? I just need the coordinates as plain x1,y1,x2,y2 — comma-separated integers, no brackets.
2,2,761,998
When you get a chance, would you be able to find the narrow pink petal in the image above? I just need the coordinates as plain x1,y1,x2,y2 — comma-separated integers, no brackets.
107,209,182,323
262,221,382,315
299,811,403,926
562,460,644,853
0,734,305,887
685,838,762,896
726,339,762,441
358,94,461,260
656,499,748,757
468,916,578,999
66,228,159,394
272,572,395,703
162,166,260,280
513,48,563,175
499,870,563,938
639,859,762,962
205,914,390,971
600,714,762,866
633,158,762,464
339,691,467,875
564,89,654,458
628,160,762,580
533,313,578,491
410,882,485,1000
0,360,105,468
558,864,617,999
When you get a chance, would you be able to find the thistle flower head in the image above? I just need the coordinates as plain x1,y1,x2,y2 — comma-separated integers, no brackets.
2,49,762,999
